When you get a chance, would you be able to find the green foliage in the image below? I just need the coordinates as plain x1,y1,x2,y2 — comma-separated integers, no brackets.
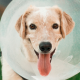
67,73,80,80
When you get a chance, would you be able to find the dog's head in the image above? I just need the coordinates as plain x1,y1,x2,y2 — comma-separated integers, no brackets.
15,6,75,76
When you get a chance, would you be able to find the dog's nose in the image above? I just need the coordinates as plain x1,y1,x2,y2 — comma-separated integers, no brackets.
39,42,52,53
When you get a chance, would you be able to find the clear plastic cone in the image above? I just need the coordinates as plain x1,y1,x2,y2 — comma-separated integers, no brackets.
0,0,80,80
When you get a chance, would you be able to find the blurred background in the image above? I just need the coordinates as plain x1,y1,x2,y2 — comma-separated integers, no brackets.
0,0,12,80
0,0,80,80
0,0,11,16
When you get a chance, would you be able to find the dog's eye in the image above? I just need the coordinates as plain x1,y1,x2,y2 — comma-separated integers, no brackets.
52,23,58,29
29,24,37,30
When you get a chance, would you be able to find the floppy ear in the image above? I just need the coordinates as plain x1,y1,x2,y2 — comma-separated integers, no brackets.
60,11,75,38
54,6,75,38
15,15,22,36
15,6,36,39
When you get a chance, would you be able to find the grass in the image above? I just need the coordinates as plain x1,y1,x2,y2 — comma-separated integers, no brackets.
67,73,80,80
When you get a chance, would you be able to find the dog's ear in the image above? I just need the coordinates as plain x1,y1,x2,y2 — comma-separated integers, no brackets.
54,6,75,38
15,6,36,39
60,11,75,38
15,15,22,36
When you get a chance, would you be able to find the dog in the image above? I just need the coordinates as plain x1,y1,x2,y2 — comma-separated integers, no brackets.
2,5,75,80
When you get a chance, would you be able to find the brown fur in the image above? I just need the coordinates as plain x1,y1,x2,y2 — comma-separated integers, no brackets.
53,6,75,38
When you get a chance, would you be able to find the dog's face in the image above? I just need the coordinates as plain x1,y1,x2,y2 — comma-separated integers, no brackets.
15,6,75,76
26,7,61,54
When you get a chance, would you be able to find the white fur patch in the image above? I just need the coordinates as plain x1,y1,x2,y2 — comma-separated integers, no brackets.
35,7,48,23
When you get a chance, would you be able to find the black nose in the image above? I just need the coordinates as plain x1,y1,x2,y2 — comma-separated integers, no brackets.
39,42,52,53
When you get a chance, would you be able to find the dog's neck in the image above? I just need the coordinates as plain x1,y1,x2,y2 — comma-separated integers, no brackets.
21,38,38,62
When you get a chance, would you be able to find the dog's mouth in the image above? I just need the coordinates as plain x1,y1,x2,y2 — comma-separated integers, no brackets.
34,49,56,63
34,48,56,76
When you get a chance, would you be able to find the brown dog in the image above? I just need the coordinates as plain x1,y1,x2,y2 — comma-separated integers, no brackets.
2,5,75,80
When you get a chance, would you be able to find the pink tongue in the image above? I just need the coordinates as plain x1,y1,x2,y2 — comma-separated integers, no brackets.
38,53,51,76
